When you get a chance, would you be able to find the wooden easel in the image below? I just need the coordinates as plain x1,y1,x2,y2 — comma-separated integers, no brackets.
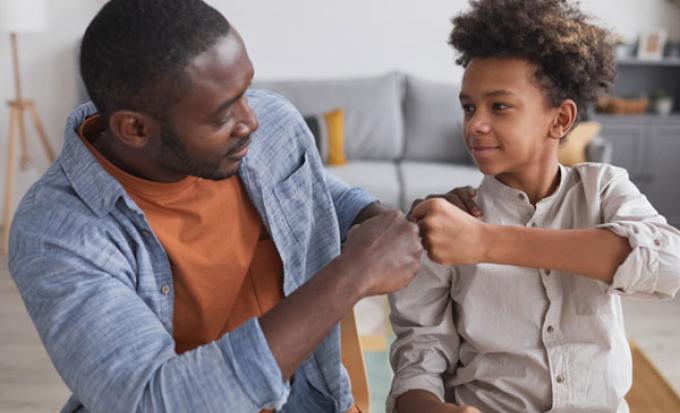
1,33,55,255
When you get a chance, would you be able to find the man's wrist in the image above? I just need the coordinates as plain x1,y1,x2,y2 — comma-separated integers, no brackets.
328,253,369,303
352,201,391,227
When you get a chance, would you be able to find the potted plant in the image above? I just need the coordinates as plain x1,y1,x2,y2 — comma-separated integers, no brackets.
654,90,674,115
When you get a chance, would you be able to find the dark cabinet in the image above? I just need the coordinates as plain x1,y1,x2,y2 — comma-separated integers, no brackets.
596,114,680,227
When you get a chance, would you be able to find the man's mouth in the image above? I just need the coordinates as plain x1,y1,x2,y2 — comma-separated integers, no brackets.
227,136,251,158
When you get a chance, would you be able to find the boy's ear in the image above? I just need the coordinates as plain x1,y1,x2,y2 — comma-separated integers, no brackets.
549,99,578,140
108,111,160,149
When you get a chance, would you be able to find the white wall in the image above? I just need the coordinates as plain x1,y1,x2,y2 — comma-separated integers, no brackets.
1,0,679,227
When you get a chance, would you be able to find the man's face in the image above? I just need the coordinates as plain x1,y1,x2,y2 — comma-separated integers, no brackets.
157,30,258,180
459,57,559,178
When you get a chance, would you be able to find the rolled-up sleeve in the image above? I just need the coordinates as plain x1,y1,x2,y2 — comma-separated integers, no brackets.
595,167,680,299
323,169,378,240
386,255,460,413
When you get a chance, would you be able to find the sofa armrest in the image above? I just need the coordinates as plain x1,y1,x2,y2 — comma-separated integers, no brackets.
586,136,613,164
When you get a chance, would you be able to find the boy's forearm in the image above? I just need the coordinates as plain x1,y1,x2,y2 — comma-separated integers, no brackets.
481,225,631,283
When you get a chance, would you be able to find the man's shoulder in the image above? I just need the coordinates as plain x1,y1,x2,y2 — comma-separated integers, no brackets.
247,88,305,130
243,88,318,175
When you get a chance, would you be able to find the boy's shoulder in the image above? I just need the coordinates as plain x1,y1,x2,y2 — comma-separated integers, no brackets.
568,162,631,189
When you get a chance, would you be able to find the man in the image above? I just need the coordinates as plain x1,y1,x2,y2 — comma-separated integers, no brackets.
8,1,426,412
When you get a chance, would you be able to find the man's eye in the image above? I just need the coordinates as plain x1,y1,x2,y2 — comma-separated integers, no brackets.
493,103,510,111
216,116,232,126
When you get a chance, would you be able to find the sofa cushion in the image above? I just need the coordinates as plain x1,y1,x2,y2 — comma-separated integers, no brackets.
403,75,471,163
325,162,401,209
303,110,347,165
400,161,484,210
254,73,405,161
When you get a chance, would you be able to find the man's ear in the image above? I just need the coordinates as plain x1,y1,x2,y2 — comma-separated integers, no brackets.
108,111,159,149
549,99,578,140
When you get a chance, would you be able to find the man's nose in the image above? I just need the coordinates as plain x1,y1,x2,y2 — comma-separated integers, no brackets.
234,100,259,137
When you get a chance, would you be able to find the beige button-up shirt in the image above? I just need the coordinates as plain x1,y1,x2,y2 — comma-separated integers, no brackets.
388,163,680,413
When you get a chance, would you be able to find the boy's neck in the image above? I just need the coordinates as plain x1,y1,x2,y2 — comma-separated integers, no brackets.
495,157,561,206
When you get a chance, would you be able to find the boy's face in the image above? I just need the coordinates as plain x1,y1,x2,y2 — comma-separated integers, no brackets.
459,57,560,177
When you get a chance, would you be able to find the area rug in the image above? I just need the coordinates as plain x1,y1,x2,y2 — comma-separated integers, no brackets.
627,341,680,413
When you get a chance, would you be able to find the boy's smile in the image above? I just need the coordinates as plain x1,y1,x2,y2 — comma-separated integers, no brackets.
459,57,573,203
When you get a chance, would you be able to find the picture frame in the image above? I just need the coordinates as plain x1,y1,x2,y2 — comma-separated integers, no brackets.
637,29,667,60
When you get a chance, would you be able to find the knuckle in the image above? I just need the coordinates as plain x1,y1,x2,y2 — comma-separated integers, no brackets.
387,209,402,219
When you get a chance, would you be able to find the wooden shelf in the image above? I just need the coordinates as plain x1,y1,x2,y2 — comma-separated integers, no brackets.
616,58,680,67
594,112,680,119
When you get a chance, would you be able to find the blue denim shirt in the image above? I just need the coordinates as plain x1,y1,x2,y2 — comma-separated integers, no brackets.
9,89,377,413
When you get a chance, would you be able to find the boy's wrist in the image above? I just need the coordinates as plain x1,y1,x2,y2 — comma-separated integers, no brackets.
479,222,500,263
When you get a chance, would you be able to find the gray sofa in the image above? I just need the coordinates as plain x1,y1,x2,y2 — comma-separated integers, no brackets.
256,72,611,211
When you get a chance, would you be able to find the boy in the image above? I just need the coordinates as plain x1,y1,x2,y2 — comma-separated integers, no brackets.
388,0,680,412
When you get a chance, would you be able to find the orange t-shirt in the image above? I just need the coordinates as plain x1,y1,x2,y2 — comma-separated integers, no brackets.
78,114,284,349
79,116,360,413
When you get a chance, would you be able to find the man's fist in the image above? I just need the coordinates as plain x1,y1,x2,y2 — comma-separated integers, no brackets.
342,210,423,297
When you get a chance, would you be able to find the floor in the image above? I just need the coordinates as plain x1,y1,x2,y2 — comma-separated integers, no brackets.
1,254,679,413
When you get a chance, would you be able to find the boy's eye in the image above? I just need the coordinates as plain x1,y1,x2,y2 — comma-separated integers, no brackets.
461,104,475,113
493,102,511,111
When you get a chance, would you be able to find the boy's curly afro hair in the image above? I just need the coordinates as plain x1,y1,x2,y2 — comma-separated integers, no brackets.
449,0,616,120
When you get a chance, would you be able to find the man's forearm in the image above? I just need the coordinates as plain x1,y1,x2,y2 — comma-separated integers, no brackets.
397,389,461,413
482,225,631,283
259,255,363,379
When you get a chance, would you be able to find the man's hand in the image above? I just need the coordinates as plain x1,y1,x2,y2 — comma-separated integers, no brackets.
341,210,423,297
407,186,482,220
397,389,482,413
410,197,488,265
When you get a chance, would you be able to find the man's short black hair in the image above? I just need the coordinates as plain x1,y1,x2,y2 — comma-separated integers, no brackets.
80,0,231,120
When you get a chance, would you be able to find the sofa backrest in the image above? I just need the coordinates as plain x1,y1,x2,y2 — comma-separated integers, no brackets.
402,75,470,163
254,72,405,161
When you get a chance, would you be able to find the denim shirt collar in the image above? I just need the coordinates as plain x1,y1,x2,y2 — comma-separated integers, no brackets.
59,102,132,218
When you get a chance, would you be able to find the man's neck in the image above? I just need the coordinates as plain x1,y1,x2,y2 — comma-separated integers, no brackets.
94,130,186,183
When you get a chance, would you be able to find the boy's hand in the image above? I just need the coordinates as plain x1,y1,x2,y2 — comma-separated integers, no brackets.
407,186,482,219
410,197,488,265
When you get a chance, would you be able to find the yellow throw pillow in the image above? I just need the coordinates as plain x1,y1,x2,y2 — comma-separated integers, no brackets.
303,109,347,166
558,121,602,166
324,109,347,165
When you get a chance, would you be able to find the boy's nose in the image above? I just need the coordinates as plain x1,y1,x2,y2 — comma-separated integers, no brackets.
467,115,492,136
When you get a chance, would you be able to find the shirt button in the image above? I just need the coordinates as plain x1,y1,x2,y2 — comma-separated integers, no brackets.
632,227,639,234
160,285,171,295
518,193,525,201
654,239,662,247
545,269,551,275
531,222,538,227
556,375,565,384
547,325,554,333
